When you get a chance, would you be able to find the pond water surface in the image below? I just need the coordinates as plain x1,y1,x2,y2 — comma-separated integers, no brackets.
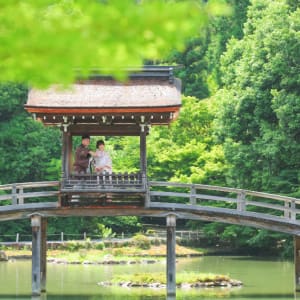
0,255,296,300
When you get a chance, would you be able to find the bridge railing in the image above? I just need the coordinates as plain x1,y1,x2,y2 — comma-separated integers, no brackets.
0,181,60,206
149,181,300,222
1,180,300,225
61,172,146,192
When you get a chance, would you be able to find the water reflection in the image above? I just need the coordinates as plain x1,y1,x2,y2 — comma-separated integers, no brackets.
0,256,296,300
32,294,47,300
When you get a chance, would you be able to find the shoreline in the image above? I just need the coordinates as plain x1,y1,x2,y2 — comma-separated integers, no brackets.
1,244,203,264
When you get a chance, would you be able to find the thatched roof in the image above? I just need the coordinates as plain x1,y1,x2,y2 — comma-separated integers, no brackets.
26,78,181,109
25,67,181,133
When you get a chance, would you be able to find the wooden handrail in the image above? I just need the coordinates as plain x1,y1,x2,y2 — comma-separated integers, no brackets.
0,181,60,205
148,181,300,223
0,180,300,228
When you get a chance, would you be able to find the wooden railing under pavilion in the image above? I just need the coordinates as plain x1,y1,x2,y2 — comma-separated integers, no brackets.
60,171,147,206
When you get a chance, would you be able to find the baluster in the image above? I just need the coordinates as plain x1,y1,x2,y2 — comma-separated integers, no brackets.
111,172,116,185
129,173,133,185
117,172,121,185
284,200,290,219
124,172,128,184
18,187,24,204
190,185,196,205
134,173,137,185
12,184,17,205
102,171,106,185
133,173,137,184
237,191,246,212
291,200,296,221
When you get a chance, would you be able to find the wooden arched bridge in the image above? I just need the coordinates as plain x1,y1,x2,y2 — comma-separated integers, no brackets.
1,180,300,234
1,179,300,297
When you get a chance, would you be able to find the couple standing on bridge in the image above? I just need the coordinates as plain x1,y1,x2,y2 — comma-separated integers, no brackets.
73,135,112,174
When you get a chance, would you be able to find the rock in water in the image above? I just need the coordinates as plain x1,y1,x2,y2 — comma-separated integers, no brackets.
0,250,8,261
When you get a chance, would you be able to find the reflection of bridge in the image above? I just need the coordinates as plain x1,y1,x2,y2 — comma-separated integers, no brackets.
1,181,300,296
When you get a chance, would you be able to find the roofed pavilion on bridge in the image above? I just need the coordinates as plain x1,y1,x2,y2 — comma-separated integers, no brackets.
25,66,181,136
25,66,182,205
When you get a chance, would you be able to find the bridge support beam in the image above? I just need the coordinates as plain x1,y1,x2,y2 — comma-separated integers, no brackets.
166,214,176,298
31,215,47,296
295,235,300,294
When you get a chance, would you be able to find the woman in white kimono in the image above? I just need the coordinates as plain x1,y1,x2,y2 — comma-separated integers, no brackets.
92,140,112,174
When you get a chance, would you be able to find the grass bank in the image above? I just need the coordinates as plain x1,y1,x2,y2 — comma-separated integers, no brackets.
2,238,203,263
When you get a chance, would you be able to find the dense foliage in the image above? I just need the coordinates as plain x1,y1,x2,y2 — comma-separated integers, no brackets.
0,0,229,87
0,0,299,256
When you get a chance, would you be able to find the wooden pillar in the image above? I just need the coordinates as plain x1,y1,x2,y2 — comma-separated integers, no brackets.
31,215,47,296
166,214,176,297
41,218,47,292
31,215,41,296
61,131,71,181
67,133,72,178
295,235,300,293
139,125,147,176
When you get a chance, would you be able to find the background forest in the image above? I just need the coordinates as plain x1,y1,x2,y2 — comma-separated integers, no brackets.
0,0,299,257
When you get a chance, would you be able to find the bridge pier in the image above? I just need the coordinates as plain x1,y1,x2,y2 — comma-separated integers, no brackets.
31,215,47,296
295,236,300,295
166,214,176,297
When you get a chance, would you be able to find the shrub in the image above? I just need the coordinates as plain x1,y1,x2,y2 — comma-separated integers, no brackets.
151,238,161,246
112,248,126,256
84,238,93,250
62,241,85,252
95,242,105,250
133,233,151,250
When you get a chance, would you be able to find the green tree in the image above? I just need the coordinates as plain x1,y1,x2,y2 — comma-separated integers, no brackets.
203,0,300,255
166,0,249,98
147,96,227,185
215,0,300,195
0,84,61,184
0,0,230,87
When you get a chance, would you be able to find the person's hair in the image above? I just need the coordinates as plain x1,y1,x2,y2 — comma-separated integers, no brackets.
82,135,90,140
81,134,91,140
96,140,105,148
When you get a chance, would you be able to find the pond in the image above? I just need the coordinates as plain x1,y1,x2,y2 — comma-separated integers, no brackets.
0,255,295,300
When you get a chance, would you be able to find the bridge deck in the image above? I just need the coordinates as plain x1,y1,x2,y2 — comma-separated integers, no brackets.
0,180,300,235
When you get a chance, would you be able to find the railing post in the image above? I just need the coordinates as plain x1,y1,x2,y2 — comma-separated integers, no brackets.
61,232,64,242
12,184,17,205
166,214,177,298
190,185,196,205
237,191,246,212
284,200,290,219
18,187,24,204
291,200,296,221
145,180,150,208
